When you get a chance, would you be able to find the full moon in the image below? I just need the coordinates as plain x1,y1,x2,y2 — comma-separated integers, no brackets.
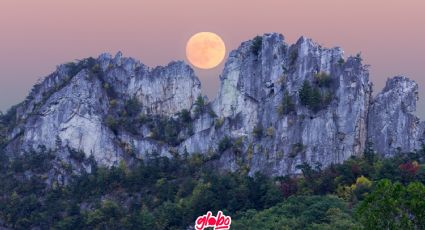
186,32,226,69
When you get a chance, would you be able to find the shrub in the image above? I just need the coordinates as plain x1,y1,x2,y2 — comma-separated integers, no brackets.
105,115,118,134
277,75,287,85
322,91,333,106
179,109,191,123
124,97,141,117
218,136,233,152
65,57,97,77
103,82,117,99
138,114,151,124
266,127,275,137
109,99,118,108
207,106,217,118
309,87,322,112
289,143,305,158
299,80,333,112
279,176,298,198
277,91,295,115
232,137,244,155
69,148,86,162
214,118,225,129
253,123,264,138
355,53,362,62
91,64,101,74
299,80,313,106
1,105,19,128
193,95,206,117
148,116,181,146
103,82,110,89
251,36,263,56
247,144,254,161
314,72,332,87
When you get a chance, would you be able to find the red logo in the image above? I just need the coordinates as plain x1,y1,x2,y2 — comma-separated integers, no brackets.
195,211,232,230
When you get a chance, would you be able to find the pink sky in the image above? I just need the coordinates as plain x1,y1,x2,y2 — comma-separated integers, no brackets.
1,0,424,116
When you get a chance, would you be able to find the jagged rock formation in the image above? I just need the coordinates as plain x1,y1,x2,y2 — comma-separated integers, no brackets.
181,33,372,175
5,54,200,167
367,76,425,156
2,33,424,176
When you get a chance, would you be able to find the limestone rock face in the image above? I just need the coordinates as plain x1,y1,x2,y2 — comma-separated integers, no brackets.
5,54,201,165
207,33,372,175
367,76,425,156
98,52,201,116
3,33,424,176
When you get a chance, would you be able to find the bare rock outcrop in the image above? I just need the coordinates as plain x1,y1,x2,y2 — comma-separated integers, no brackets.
2,33,423,176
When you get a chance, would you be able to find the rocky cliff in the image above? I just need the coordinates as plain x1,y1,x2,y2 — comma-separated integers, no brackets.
1,33,424,176
367,76,425,156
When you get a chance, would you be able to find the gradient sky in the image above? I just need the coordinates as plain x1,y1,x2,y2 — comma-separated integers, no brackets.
1,0,424,117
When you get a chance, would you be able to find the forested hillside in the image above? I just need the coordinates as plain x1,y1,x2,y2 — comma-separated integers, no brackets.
1,142,425,229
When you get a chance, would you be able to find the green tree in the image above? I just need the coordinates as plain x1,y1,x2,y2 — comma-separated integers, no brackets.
251,36,263,56
252,123,263,138
218,136,233,152
154,201,183,230
299,80,312,106
139,207,156,229
310,208,359,230
356,179,425,229
124,97,141,117
299,79,333,112
405,182,425,228
314,72,332,87
193,95,206,117
179,109,191,123
278,91,295,115
310,87,322,112
363,142,376,165
85,200,125,229
232,195,358,230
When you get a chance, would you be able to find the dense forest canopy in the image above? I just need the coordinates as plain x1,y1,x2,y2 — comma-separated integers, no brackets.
1,140,425,229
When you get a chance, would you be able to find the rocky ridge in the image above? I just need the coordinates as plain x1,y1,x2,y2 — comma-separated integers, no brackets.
1,33,424,177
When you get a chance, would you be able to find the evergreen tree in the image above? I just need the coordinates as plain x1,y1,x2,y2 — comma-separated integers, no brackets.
278,91,295,115
310,87,322,112
299,80,312,106
194,95,206,116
